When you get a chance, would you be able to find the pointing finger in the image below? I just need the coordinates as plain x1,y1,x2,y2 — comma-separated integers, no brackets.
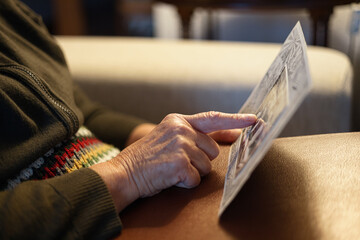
182,111,257,134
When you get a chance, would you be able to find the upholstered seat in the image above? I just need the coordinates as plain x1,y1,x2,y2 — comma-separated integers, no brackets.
56,37,358,240
57,37,353,136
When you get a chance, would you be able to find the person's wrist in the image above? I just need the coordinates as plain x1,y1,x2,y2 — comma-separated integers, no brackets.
90,154,140,212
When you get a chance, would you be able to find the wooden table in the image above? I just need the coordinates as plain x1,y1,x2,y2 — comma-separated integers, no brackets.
157,0,358,46
118,132,360,239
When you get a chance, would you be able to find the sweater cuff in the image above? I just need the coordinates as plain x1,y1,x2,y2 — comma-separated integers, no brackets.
47,168,122,239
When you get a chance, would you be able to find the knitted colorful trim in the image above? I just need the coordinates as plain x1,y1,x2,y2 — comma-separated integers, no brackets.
6,126,120,190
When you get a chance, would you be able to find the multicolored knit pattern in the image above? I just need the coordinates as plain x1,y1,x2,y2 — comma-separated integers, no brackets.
6,126,120,190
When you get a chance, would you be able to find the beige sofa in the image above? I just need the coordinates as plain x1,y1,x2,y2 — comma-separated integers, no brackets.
56,37,359,239
56,37,353,137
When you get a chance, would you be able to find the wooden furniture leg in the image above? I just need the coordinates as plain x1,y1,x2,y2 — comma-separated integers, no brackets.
309,8,333,46
176,6,195,38
53,0,86,35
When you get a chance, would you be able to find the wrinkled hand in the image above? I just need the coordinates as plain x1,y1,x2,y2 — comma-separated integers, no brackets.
91,112,257,212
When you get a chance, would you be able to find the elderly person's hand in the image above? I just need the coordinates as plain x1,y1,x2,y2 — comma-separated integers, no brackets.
91,112,257,212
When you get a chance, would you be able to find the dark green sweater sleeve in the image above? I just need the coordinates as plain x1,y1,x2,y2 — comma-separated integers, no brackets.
73,85,147,149
0,1,148,239
0,168,122,240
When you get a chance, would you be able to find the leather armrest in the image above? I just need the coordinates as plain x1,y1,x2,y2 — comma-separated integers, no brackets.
118,132,360,239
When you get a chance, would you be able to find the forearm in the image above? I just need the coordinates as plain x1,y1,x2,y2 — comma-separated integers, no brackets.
84,110,148,149
73,84,149,149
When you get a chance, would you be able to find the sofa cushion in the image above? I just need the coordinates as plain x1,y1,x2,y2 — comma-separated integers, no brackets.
57,37,352,136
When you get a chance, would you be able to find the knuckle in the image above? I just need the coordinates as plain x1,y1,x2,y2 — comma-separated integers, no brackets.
175,124,191,135
188,174,201,188
202,161,212,175
173,151,190,169
162,114,192,135
174,135,191,149
206,111,221,120
163,113,181,122
211,144,220,160
178,157,190,169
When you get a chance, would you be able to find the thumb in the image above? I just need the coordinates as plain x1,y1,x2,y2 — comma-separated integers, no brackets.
183,111,257,134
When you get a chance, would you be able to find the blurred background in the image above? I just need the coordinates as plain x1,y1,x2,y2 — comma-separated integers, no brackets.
20,0,360,64
20,0,360,126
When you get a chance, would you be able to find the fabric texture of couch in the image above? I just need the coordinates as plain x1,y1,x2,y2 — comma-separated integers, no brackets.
56,37,353,137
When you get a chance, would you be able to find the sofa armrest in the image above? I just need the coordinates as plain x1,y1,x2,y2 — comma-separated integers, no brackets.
118,132,360,239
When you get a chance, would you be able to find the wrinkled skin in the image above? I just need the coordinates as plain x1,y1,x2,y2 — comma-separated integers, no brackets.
91,112,257,212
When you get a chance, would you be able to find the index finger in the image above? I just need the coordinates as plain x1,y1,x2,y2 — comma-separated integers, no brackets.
182,111,257,134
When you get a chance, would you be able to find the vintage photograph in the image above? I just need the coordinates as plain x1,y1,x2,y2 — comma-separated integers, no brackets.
220,22,312,216
235,65,289,178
